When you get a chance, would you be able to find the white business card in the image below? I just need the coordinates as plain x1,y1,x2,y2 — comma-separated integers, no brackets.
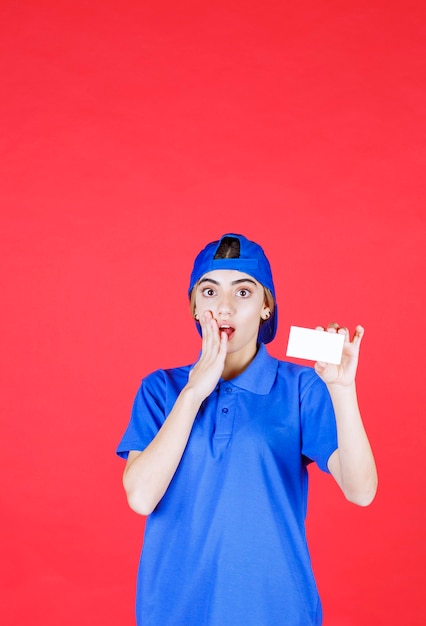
286,326,345,365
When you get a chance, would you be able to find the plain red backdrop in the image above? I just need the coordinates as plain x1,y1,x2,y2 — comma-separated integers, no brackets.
1,1,425,624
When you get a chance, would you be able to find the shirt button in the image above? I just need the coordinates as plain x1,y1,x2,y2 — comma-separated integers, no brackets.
225,387,232,393
221,407,229,413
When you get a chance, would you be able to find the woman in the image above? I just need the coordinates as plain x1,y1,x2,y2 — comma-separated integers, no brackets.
117,233,377,625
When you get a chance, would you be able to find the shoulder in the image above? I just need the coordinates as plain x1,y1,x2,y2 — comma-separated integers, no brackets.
274,357,327,398
131,363,193,415
256,345,321,397
140,363,193,393
275,357,317,383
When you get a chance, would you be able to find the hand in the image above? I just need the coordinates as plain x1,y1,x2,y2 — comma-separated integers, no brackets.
187,311,228,401
314,323,364,387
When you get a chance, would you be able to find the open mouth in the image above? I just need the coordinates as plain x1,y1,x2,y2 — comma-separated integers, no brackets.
219,324,235,339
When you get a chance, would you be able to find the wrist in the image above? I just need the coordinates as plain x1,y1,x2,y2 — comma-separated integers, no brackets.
181,383,207,406
326,380,357,397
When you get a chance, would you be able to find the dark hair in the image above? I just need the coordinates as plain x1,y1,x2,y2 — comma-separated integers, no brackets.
213,236,240,259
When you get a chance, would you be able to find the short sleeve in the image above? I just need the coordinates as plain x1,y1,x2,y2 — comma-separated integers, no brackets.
116,371,167,460
300,373,338,473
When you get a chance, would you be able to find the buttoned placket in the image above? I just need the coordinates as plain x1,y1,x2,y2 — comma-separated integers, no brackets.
214,383,237,438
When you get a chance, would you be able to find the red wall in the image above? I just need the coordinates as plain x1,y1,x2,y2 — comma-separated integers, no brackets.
1,1,424,624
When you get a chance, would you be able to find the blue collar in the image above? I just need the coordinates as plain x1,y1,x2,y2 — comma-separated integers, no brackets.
223,343,278,395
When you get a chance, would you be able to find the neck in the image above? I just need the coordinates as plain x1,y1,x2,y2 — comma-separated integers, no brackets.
222,343,259,380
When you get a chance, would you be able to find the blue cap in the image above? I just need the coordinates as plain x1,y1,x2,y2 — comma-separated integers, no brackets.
188,233,278,344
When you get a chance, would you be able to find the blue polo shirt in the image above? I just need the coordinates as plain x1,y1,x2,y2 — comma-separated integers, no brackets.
117,344,338,626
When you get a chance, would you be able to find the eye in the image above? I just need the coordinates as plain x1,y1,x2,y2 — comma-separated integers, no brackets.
236,288,251,298
201,287,216,297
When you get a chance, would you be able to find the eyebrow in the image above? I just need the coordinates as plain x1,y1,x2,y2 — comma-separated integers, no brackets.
198,277,258,287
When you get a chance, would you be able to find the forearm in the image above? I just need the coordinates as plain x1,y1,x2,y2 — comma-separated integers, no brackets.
123,386,203,515
327,383,378,506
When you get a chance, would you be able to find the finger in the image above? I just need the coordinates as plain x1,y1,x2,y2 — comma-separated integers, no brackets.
352,324,365,347
199,311,210,339
337,327,350,342
199,310,211,328
203,312,223,356
315,360,327,371
327,322,339,334
218,329,228,356
314,360,337,383
200,312,216,351
315,325,325,331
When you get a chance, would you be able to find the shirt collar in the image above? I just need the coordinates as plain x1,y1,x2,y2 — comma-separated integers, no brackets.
224,343,278,395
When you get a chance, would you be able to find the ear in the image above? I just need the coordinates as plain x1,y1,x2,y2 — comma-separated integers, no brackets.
194,311,199,321
261,306,271,321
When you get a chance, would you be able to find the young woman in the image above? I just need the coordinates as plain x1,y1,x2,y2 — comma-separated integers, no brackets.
117,233,377,626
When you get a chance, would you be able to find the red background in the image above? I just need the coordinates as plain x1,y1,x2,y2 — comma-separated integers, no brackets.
1,1,425,624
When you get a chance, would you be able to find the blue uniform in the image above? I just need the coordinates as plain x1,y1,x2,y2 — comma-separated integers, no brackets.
117,344,338,625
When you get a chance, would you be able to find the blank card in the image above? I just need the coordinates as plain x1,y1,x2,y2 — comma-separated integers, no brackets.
286,326,345,365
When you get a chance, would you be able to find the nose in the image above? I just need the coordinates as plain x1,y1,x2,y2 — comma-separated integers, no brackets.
216,293,235,318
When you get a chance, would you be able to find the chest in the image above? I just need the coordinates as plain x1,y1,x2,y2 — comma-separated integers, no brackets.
186,385,303,465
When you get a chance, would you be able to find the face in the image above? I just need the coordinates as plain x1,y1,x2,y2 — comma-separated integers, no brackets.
193,269,270,359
